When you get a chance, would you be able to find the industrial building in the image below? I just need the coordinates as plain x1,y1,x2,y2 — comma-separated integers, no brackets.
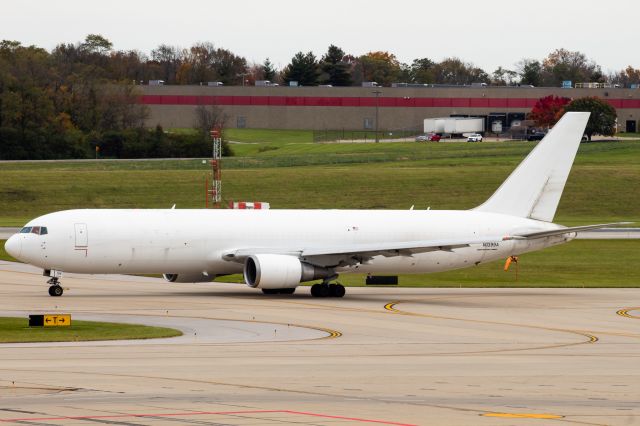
140,85,640,133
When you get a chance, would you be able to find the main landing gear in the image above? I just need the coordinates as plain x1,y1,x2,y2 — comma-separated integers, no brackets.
47,277,63,297
310,281,345,298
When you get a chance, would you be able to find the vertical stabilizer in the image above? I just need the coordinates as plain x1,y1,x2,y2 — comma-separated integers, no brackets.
474,112,589,222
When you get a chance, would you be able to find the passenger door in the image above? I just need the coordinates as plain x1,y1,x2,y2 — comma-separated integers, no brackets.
74,223,88,248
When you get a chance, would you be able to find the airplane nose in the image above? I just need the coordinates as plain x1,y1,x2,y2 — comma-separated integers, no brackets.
4,235,21,259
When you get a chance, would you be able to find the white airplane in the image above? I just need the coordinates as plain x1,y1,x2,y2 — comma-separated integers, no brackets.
4,112,626,298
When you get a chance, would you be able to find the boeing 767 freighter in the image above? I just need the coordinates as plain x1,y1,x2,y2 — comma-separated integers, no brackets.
4,112,626,298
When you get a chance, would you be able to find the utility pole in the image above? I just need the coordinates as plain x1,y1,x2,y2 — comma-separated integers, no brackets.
237,72,249,87
373,90,382,143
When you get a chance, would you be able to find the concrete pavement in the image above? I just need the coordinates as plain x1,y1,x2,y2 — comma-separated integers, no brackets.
0,261,639,425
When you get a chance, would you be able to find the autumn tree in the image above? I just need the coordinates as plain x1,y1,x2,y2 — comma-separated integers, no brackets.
193,104,233,156
529,95,571,128
433,58,489,85
282,51,318,86
491,66,517,86
151,44,182,84
540,49,603,86
409,58,436,84
609,66,640,87
80,34,113,55
564,97,617,141
355,51,402,87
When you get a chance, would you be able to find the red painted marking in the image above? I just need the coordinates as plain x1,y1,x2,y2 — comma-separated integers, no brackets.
0,409,416,425
139,94,640,109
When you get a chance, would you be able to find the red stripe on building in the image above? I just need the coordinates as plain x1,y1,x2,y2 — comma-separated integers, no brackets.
139,95,639,109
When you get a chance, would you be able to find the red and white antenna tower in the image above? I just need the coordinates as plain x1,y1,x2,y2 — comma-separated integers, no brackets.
206,128,222,208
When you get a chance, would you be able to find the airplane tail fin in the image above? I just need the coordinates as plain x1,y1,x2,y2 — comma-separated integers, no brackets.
474,112,590,222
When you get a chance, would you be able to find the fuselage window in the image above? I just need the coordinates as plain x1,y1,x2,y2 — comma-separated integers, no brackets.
40,227,48,235
31,226,41,235
20,227,32,234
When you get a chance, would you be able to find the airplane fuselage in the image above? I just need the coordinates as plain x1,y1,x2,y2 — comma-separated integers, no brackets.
11,209,571,277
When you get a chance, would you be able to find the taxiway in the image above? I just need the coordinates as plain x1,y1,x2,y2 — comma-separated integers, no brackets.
0,261,639,425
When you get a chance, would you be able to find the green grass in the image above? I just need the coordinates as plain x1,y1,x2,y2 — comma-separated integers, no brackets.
1,141,638,225
0,317,182,343
0,241,16,262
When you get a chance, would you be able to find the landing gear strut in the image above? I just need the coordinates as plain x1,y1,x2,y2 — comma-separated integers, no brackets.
311,280,345,298
47,277,63,297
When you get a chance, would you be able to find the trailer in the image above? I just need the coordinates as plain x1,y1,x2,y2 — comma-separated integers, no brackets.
424,117,484,135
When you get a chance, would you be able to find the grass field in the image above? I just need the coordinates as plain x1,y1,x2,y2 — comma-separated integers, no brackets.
0,140,638,225
0,317,182,343
0,241,16,262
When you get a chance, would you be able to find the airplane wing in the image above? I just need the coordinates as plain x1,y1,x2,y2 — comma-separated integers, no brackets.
222,236,504,267
506,222,633,240
223,222,632,267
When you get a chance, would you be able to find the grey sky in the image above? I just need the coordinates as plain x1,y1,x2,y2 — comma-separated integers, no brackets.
2,0,638,73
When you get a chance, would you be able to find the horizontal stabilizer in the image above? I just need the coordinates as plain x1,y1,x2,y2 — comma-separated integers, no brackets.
505,222,633,240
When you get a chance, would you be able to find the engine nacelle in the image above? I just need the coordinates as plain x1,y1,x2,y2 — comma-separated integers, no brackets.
162,272,211,283
244,254,332,289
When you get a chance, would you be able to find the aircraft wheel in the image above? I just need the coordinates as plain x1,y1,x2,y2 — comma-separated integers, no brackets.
311,283,330,298
261,288,279,295
330,283,345,298
279,288,296,295
48,285,63,297
310,284,321,297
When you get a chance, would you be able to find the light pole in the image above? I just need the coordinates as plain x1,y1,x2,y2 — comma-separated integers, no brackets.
373,90,382,143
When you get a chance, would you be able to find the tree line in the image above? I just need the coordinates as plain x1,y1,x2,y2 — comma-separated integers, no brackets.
10,34,634,88
0,35,222,160
0,34,631,159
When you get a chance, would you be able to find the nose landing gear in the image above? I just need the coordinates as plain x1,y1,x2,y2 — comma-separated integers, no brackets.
46,276,64,297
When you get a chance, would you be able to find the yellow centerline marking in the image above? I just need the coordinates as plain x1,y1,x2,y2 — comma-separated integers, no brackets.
617,307,640,319
482,413,563,419
385,301,599,350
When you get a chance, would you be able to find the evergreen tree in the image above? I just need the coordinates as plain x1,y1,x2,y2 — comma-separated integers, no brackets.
320,45,352,86
262,58,276,81
282,51,318,86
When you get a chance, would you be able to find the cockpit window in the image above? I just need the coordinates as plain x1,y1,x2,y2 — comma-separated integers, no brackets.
19,226,47,235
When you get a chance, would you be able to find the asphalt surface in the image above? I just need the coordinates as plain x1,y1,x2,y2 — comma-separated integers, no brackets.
0,261,639,425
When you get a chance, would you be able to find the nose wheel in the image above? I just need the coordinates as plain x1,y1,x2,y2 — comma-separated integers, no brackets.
47,277,64,297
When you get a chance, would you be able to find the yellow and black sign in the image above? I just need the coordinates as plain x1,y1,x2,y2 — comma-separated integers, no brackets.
29,314,71,327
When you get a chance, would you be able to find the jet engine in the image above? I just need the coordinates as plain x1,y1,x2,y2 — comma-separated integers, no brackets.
162,272,212,283
244,254,332,289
